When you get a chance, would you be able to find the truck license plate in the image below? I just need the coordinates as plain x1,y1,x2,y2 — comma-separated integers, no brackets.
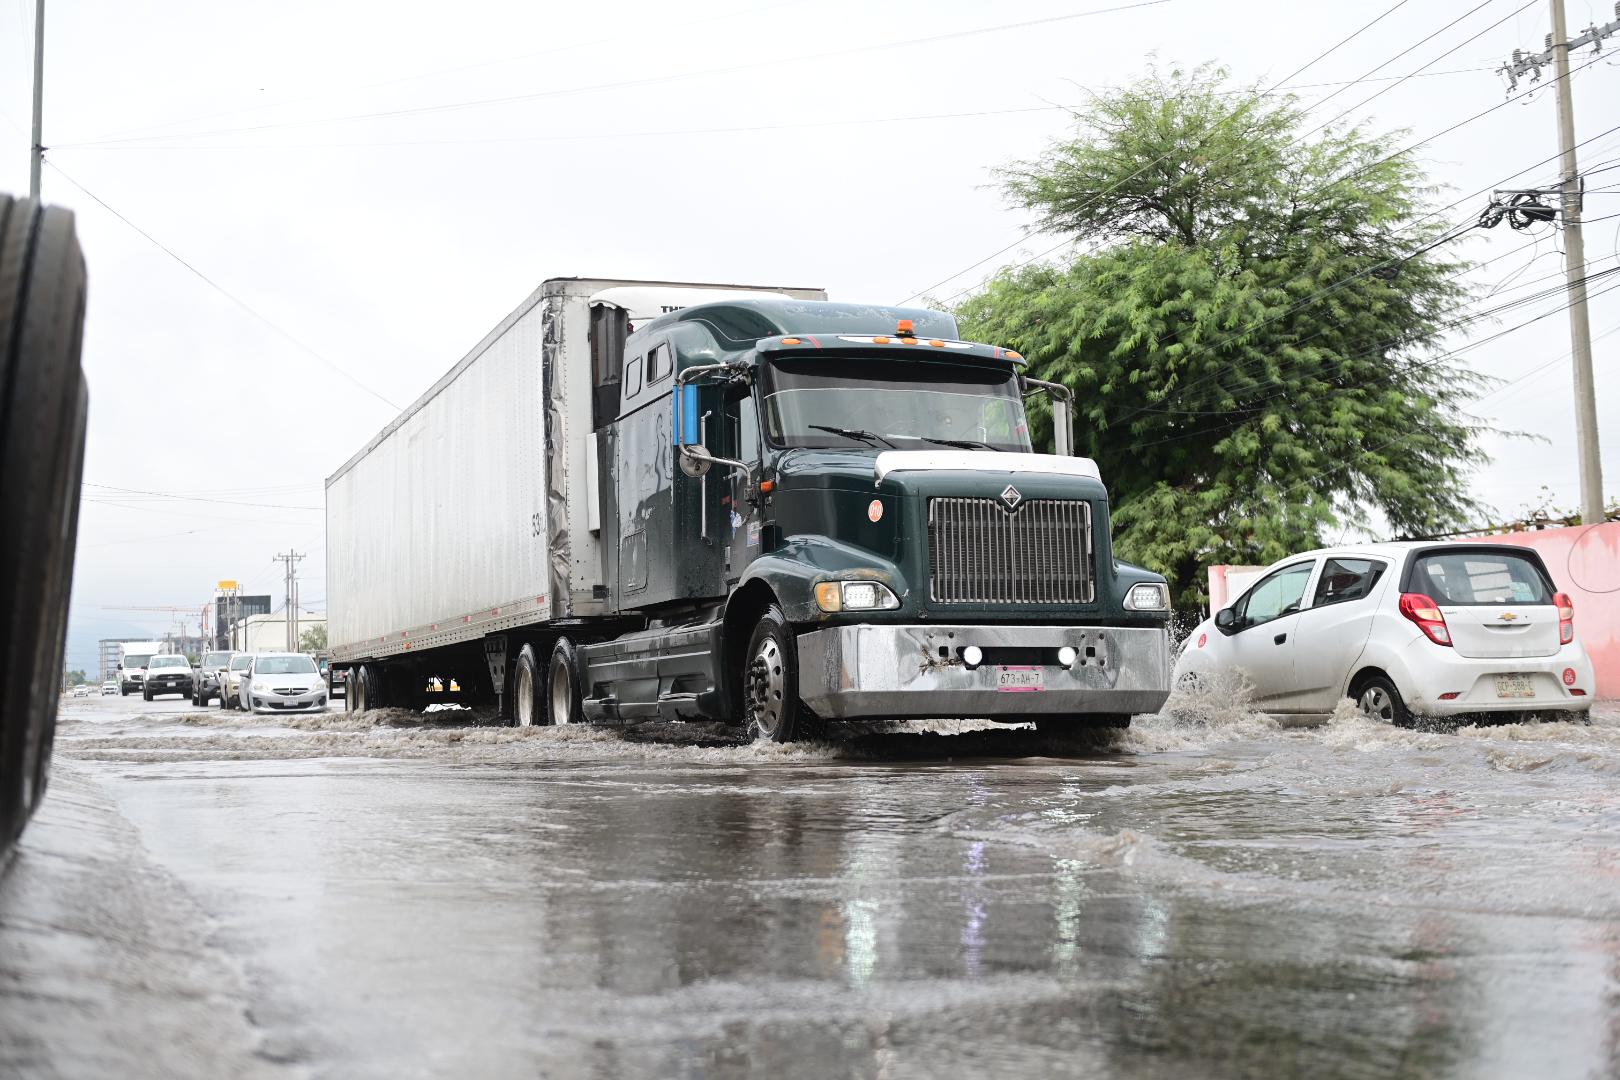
1495,673,1535,699
996,666,1045,692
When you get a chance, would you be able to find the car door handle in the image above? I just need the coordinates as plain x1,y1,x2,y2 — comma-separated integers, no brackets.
1274,633,1287,645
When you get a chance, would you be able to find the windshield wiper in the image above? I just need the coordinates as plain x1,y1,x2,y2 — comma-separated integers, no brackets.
905,435,1004,451
807,425,896,448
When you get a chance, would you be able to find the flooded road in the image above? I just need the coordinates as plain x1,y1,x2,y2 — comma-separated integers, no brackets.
4,693,1619,1079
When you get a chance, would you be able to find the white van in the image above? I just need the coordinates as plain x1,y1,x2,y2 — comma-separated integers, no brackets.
116,641,167,696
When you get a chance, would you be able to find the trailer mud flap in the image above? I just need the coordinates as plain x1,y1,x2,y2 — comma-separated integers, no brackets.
483,637,508,698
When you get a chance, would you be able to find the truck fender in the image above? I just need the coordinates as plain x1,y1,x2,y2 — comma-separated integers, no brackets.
735,536,910,625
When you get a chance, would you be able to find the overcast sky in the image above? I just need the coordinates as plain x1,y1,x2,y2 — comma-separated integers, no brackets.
3,0,1616,675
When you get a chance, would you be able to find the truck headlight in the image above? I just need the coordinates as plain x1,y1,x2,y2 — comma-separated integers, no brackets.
814,580,900,612
1124,583,1168,611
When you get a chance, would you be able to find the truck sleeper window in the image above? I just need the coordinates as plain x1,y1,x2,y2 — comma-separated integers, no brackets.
762,357,1031,452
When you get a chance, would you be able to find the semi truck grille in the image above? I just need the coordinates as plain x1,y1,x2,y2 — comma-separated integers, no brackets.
928,497,1093,604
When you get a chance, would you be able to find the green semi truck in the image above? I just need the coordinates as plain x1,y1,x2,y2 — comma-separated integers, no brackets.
327,278,1171,740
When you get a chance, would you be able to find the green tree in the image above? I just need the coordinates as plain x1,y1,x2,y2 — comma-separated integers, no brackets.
64,669,86,687
299,624,327,652
957,64,1488,609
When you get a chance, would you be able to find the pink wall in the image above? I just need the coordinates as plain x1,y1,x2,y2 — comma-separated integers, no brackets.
1453,522,1620,700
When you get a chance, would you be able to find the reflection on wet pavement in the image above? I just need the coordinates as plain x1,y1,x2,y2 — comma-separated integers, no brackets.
5,693,1619,1079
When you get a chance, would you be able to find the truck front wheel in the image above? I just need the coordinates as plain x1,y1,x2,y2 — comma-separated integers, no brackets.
742,605,820,743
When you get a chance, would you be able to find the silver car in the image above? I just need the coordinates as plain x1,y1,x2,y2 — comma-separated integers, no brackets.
240,653,327,713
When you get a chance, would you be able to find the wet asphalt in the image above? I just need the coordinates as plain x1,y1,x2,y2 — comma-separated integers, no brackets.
2,692,1618,1079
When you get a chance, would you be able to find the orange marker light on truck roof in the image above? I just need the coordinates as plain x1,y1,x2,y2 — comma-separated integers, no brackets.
896,319,915,334
781,337,802,345
873,335,891,344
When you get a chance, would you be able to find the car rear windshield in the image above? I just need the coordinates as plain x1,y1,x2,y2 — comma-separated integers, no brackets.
1408,550,1553,606
256,656,317,675
202,652,232,667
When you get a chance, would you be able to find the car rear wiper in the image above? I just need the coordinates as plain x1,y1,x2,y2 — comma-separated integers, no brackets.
808,425,896,448
906,435,1003,451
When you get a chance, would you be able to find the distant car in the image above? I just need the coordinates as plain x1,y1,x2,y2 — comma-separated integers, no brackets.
218,653,255,710
142,654,195,701
318,656,346,699
240,653,326,713
1174,542,1597,725
100,680,118,696
192,649,235,706
70,684,91,698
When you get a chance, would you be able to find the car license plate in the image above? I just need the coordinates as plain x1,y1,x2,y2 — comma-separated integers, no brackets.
996,666,1044,692
1495,673,1535,699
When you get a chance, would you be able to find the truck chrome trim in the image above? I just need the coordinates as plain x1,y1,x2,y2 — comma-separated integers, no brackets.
796,624,1171,719
872,450,1101,483
928,498,1093,605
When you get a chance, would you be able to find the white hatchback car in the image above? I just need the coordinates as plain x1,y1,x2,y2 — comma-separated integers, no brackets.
1174,542,1596,724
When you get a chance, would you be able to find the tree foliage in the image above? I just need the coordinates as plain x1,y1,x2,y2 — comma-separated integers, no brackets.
299,624,327,652
956,64,1489,608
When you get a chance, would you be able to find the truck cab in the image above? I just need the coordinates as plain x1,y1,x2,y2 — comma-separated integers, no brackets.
577,298,1172,739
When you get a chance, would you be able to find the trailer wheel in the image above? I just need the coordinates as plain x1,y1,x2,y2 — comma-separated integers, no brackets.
547,638,584,726
510,645,543,727
0,195,89,859
742,605,820,743
352,664,381,712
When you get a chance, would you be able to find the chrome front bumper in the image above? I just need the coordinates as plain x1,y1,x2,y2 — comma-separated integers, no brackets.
796,623,1171,720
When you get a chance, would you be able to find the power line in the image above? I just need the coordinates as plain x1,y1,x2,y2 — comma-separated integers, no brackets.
65,0,826,148
904,5,1532,306
1119,269,1620,455
1293,0,1538,144
894,1,1417,307
57,0,1182,149
987,99,1620,430
47,71,1502,154
80,481,323,511
44,162,402,412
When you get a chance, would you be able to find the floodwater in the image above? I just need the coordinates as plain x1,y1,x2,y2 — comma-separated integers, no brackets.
3,691,1619,1079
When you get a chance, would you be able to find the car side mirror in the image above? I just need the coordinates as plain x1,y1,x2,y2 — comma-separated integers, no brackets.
1214,607,1237,632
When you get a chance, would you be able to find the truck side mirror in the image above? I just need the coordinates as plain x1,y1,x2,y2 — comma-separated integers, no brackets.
679,443,713,478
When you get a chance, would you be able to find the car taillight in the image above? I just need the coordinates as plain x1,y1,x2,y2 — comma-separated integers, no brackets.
1399,592,1452,646
1555,592,1574,645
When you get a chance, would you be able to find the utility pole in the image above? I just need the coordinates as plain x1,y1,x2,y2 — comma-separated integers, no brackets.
1500,1,1619,524
29,0,44,199
272,551,305,652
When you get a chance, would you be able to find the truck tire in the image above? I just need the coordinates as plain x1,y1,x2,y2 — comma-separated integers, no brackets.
741,605,821,743
0,194,89,860
142,686,152,702
510,645,543,727
546,638,585,726
352,664,381,712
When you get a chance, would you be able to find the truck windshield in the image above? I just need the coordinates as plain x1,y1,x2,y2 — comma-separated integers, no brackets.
762,356,1032,452
125,654,154,668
